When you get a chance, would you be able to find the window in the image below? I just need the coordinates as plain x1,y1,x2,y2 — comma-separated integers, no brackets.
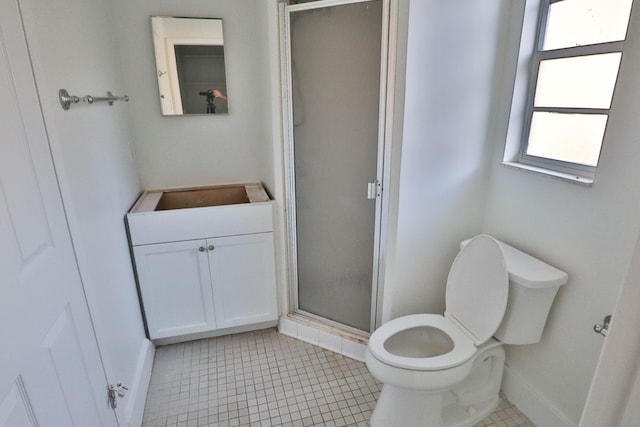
516,0,633,180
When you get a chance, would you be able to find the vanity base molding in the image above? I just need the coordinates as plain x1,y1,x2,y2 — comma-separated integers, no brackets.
152,320,279,346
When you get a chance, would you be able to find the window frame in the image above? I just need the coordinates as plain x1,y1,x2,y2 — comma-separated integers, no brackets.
518,0,628,179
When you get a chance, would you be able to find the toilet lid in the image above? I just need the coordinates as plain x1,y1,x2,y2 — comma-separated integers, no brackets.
445,235,508,346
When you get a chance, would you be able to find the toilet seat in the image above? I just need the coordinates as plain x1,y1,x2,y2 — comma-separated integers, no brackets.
368,314,477,370
368,235,509,371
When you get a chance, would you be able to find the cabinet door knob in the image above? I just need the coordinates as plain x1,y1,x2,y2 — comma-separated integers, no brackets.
199,246,206,252
208,245,215,251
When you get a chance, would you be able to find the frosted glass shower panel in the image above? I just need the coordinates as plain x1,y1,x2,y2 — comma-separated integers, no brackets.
290,1,382,332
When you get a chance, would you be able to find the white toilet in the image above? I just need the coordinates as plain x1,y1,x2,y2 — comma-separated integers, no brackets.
366,235,568,427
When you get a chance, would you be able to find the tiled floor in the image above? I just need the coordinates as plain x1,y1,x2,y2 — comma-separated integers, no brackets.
471,399,535,427
142,328,534,427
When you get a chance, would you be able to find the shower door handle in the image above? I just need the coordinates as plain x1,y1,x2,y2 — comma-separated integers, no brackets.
367,181,380,199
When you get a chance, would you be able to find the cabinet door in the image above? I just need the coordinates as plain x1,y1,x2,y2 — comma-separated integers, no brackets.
208,233,278,328
133,240,216,339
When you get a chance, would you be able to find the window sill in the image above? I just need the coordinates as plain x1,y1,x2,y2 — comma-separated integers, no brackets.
501,161,594,186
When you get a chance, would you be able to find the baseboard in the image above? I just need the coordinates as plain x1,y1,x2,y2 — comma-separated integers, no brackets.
501,365,576,427
124,339,155,427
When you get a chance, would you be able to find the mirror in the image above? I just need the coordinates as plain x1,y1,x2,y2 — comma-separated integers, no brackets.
151,16,229,115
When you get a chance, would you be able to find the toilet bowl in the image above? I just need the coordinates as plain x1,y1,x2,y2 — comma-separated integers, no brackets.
366,235,568,427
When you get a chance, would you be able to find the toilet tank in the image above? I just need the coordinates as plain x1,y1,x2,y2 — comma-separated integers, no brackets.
461,238,568,345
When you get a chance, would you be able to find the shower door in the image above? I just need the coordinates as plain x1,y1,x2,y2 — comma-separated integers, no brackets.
284,0,386,333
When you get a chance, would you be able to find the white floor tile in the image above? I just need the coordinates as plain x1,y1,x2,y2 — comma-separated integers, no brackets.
142,328,535,426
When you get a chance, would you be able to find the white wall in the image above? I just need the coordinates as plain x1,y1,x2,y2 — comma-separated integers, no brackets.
482,1,640,424
111,0,276,192
383,0,508,319
18,0,150,424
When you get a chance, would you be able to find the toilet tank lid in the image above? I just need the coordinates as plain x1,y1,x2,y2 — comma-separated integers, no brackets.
460,238,568,289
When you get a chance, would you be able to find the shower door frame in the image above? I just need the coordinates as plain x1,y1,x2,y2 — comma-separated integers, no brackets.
280,0,395,334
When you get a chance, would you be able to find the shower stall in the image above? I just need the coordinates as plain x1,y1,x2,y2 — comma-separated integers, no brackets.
282,0,390,333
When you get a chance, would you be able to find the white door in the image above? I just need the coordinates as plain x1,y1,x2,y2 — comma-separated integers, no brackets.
209,233,278,328
579,232,640,426
133,240,217,339
0,0,117,425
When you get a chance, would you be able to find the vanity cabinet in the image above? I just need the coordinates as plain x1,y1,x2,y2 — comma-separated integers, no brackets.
133,233,277,340
133,240,216,339
126,183,278,341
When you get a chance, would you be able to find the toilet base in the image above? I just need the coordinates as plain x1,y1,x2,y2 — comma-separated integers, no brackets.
442,394,500,427
370,387,500,427
370,385,444,427
368,343,505,427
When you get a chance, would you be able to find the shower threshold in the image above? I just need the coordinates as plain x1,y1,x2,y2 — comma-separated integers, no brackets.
278,313,369,362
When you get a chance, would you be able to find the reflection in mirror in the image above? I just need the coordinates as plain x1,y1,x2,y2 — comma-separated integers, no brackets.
151,16,229,115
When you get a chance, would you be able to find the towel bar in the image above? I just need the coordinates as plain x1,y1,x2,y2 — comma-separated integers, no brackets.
59,88,129,110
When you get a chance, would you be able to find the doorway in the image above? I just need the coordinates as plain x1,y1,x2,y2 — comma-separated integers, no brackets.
282,0,389,333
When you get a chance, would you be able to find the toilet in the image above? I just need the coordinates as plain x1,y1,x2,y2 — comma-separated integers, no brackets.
366,235,568,427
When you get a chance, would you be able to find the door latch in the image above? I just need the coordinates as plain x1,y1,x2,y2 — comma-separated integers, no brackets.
367,180,381,199
107,383,128,409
